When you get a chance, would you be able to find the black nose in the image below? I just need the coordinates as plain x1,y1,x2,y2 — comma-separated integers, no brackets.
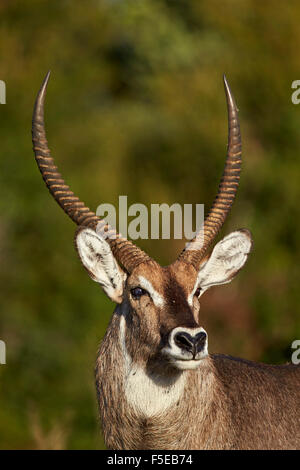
174,331,207,356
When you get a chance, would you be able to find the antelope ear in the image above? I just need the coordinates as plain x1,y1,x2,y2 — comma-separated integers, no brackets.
75,227,127,303
196,229,253,295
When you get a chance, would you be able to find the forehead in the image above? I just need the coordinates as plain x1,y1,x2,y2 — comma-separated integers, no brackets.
129,261,197,296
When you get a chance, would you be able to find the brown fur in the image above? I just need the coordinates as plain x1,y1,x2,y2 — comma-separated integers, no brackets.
95,262,300,450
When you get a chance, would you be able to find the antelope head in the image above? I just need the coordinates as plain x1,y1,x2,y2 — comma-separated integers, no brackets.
32,72,252,372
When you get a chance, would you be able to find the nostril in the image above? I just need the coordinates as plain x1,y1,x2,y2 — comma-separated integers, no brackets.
195,331,207,352
174,332,194,352
195,331,207,343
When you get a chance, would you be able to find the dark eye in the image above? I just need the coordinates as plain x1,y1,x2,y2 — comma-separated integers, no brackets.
194,287,202,297
131,287,148,299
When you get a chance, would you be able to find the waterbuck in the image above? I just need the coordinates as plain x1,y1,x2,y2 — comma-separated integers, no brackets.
32,72,300,449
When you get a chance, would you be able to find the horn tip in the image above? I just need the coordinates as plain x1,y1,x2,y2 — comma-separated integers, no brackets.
40,70,51,95
45,69,51,82
33,71,52,123
223,74,238,113
223,74,229,91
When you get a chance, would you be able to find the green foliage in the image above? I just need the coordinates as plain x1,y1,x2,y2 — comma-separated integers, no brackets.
0,0,299,449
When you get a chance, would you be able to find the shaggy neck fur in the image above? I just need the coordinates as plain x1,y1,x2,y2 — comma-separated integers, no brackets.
95,306,300,450
95,307,230,450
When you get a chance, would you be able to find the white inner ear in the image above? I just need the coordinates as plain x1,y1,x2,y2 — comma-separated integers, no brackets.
195,230,253,295
75,228,126,303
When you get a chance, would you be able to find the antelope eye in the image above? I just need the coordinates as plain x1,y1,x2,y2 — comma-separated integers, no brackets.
131,287,148,299
194,287,202,297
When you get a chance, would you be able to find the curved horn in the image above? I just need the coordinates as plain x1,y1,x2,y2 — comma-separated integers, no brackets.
32,71,152,272
177,75,242,269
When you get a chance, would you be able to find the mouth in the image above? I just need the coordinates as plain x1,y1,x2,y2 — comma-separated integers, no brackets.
170,357,207,370
162,349,208,370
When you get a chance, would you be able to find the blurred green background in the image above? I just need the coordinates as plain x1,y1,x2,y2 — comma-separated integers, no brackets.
0,0,300,449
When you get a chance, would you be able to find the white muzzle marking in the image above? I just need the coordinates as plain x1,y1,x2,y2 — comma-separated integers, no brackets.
162,326,208,370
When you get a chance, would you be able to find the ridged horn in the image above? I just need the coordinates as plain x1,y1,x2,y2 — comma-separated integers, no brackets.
177,75,242,269
32,71,152,273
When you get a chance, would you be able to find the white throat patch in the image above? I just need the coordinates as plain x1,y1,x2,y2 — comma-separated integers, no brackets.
119,315,186,417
